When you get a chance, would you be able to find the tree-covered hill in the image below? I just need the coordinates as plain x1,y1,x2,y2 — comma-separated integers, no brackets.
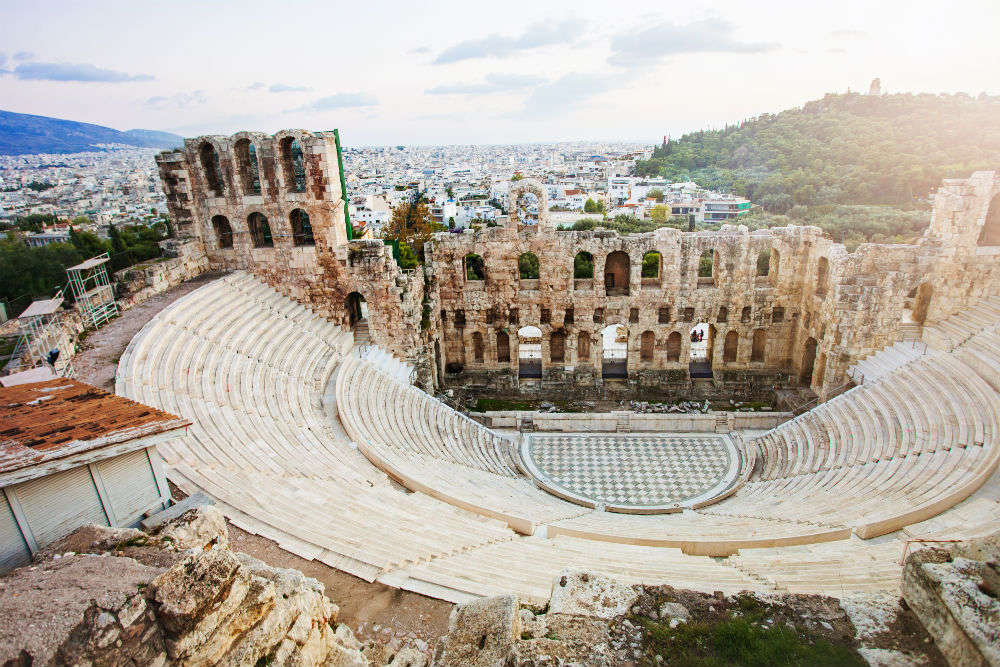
0,109,183,155
636,92,1000,212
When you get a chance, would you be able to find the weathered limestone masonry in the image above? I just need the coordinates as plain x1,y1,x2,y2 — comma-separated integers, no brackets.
426,172,1000,399
0,506,428,667
154,131,1000,399
155,131,429,382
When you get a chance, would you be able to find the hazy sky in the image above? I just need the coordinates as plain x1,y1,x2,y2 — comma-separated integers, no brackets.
1,0,997,145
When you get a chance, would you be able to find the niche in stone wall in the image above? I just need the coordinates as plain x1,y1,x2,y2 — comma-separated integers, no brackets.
212,215,233,248
496,330,510,363
666,331,682,361
199,142,224,197
604,251,630,296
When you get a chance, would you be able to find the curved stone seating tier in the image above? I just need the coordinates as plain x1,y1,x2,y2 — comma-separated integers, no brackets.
730,538,905,596
336,355,521,476
741,345,1000,537
922,294,1000,351
115,273,1000,602
117,273,519,579
359,346,414,383
847,340,926,384
377,534,773,605
355,440,592,535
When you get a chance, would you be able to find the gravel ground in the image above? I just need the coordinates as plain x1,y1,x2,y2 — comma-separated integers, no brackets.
73,273,223,391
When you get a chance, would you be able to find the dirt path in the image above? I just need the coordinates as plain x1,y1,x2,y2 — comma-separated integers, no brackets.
73,273,225,391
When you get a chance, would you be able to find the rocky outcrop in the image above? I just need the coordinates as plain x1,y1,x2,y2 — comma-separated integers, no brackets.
436,568,947,667
0,506,422,667
903,533,1000,667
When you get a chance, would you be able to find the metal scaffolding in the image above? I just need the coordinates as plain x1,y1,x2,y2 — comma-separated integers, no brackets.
66,252,118,329
4,289,73,376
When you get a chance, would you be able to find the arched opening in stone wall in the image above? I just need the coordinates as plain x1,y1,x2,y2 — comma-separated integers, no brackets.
198,141,224,197
641,251,661,282
234,138,261,195
801,337,818,385
640,330,655,362
604,251,630,296
574,251,594,281
550,330,566,363
290,209,315,246
514,191,539,225
756,250,770,276
464,253,486,281
577,331,591,364
698,249,714,285
279,137,306,193
666,331,682,362
741,306,752,323
751,328,766,363
723,330,739,363
913,282,934,326
211,215,233,248
345,292,368,329
717,306,729,323
977,194,1000,246
472,332,484,363
689,323,715,377
247,213,273,248
816,257,829,297
518,252,539,280
601,324,628,379
517,326,542,379
496,330,510,363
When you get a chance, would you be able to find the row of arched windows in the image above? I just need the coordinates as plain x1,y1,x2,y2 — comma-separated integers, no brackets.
465,327,772,365
211,209,314,249
198,137,307,198
461,248,784,287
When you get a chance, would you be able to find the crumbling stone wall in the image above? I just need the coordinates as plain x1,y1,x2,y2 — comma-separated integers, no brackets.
426,172,1000,398
155,133,1000,399
154,131,429,380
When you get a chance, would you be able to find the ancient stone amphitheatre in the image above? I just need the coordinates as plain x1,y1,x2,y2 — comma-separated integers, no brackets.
113,130,1000,610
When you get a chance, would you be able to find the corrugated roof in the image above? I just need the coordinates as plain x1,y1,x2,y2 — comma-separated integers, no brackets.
0,379,189,476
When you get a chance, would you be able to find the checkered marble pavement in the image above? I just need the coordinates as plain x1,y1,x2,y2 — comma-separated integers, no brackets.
525,434,736,508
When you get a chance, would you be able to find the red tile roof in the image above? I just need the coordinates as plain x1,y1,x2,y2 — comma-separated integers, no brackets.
0,379,189,475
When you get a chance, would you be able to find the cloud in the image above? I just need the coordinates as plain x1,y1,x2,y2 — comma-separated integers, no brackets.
247,81,267,90
146,90,208,109
268,83,311,93
434,19,585,64
427,73,545,95
13,51,35,61
829,29,868,40
607,18,779,67
11,61,154,82
519,72,617,117
409,46,431,55
295,92,378,111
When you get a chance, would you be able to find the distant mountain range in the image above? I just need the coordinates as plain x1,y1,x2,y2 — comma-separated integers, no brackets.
0,109,184,155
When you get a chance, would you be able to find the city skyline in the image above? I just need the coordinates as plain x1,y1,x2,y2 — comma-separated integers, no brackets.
0,0,998,146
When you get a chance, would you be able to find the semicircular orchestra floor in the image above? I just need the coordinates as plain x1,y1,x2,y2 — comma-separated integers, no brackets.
520,433,740,512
